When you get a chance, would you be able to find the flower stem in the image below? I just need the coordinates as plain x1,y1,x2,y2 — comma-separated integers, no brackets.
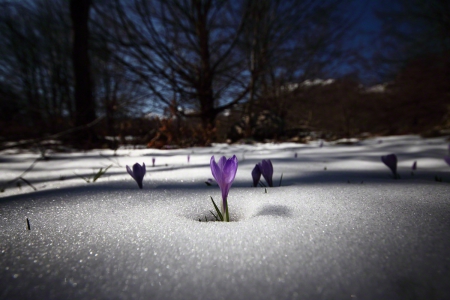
223,197,230,222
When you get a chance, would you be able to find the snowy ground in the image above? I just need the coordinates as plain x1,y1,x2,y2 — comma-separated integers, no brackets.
1,135,450,299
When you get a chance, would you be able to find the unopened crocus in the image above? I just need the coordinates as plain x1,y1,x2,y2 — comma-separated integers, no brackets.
187,155,190,163
152,157,155,167
259,159,274,187
210,155,238,221
381,154,398,178
252,164,261,187
126,162,146,189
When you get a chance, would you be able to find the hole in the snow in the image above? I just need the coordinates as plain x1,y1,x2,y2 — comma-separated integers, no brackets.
188,208,244,223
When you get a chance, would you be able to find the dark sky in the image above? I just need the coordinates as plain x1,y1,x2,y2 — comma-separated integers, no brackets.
359,1,382,33
336,1,384,84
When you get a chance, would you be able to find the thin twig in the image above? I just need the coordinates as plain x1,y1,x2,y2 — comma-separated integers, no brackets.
19,177,37,191
6,157,41,185
0,115,105,151
100,152,122,167
1,157,41,192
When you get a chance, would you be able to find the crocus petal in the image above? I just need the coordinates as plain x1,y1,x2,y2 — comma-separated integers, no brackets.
210,155,238,220
211,155,238,197
133,162,146,177
265,160,274,175
252,164,261,187
260,159,274,187
126,165,135,180
210,156,223,187
381,154,397,176
127,162,146,189
217,156,227,170
221,183,231,204
223,155,238,184
221,156,238,200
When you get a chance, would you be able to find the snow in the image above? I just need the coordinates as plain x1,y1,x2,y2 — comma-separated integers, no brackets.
365,83,388,93
1,135,450,299
301,78,335,87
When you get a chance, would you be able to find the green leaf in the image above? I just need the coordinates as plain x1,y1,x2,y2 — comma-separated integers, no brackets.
278,173,283,187
93,164,112,182
209,210,219,221
210,196,223,221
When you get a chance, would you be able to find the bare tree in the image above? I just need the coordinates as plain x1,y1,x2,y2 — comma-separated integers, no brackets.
374,0,450,78
70,0,97,146
89,22,151,146
237,0,359,137
0,0,74,138
93,0,251,141
0,0,157,147
372,0,450,133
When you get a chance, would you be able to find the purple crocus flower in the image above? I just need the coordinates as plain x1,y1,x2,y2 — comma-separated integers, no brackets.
412,161,417,171
259,159,274,187
251,164,261,187
152,157,155,167
444,156,450,166
381,154,397,178
126,162,146,189
210,155,238,221
187,155,190,163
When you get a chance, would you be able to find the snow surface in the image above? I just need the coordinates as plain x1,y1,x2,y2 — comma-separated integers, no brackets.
1,135,450,299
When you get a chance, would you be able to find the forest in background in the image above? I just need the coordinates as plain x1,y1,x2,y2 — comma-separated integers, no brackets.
0,0,449,150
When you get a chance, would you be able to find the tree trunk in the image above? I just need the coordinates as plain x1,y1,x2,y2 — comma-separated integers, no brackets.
195,2,216,143
70,0,97,148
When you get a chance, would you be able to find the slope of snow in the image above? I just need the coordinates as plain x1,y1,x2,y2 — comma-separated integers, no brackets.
1,135,449,299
